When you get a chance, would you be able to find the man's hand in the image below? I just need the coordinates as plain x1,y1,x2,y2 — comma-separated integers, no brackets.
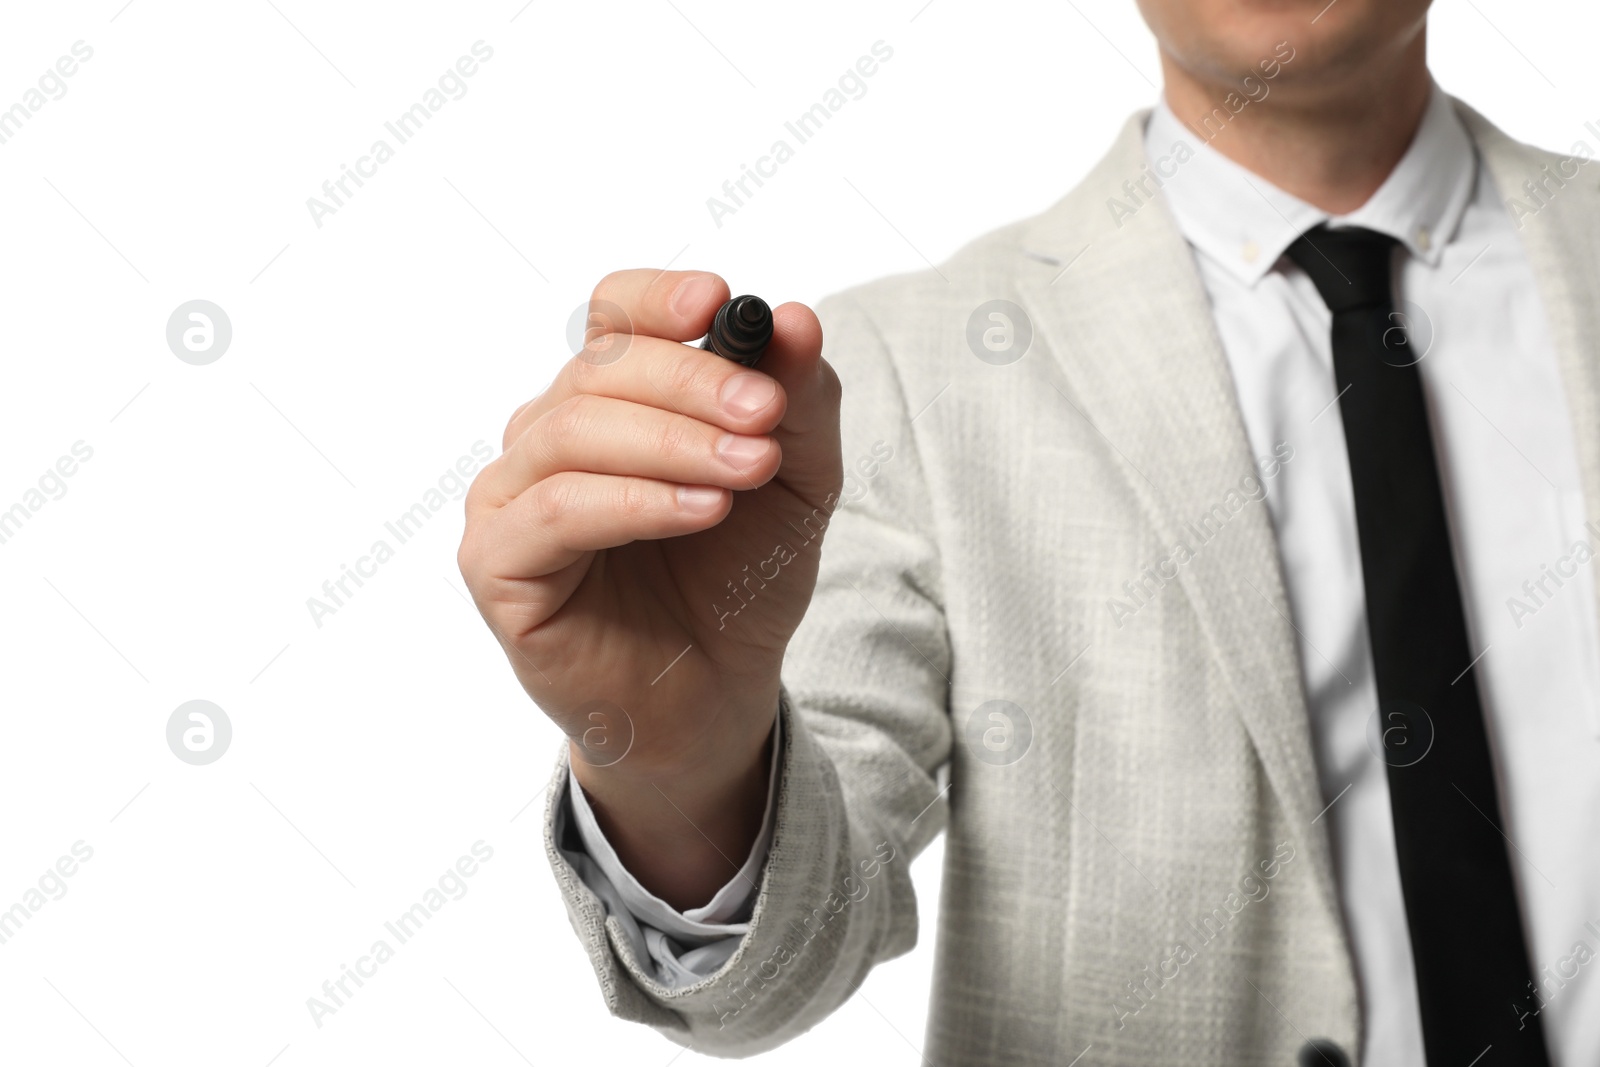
458,269,843,907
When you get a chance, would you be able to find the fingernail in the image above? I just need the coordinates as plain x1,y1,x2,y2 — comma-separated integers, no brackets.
720,372,776,418
672,275,716,318
716,433,769,469
678,485,724,512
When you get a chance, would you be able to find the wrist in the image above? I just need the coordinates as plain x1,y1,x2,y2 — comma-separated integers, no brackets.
569,704,778,910
569,677,779,793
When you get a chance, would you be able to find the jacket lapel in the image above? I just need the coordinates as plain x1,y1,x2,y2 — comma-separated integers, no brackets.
1013,110,1340,913
1011,99,1600,937
1456,97,1600,634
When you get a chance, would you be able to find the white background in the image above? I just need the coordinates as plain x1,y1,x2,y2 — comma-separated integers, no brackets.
1,1,1596,1064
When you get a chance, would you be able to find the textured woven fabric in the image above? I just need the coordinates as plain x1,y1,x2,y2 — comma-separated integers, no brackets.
542,98,1600,1065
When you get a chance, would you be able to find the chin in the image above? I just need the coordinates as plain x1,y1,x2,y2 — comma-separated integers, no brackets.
1141,0,1430,88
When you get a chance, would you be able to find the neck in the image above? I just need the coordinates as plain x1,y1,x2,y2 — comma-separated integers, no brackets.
1158,34,1433,214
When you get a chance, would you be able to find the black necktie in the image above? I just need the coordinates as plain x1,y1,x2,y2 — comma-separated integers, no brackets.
1286,225,1550,1065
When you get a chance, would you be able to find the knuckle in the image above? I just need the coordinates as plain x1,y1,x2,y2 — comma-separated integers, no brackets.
580,328,630,366
659,350,701,396
546,394,596,445
819,363,844,399
532,476,582,528
463,467,489,511
650,416,697,462
567,349,604,388
502,402,531,453
455,534,480,581
819,360,844,407
614,478,654,519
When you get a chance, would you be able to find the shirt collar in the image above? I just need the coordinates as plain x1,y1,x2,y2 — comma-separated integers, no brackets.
1143,79,1477,287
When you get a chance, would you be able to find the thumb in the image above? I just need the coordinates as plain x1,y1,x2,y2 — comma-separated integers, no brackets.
756,301,843,511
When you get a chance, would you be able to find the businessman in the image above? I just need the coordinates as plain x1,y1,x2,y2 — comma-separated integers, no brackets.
458,0,1600,1062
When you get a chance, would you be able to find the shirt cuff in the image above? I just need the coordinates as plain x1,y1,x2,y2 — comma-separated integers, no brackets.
561,710,782,971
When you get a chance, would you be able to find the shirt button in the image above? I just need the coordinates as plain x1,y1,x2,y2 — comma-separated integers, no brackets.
1241,240,1260,263
1416,226,1432,251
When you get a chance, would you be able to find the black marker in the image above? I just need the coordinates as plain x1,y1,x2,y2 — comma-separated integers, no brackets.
701,294,773,368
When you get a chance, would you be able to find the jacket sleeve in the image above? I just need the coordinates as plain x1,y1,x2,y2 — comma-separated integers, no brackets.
540,289,954,1056
552,712,782,986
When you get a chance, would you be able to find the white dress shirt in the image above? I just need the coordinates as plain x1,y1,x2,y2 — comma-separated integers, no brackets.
1148,82,1600,1065
559,82,1600,1065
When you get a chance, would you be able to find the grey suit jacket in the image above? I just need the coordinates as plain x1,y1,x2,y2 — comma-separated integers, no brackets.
543,99,1600,1065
